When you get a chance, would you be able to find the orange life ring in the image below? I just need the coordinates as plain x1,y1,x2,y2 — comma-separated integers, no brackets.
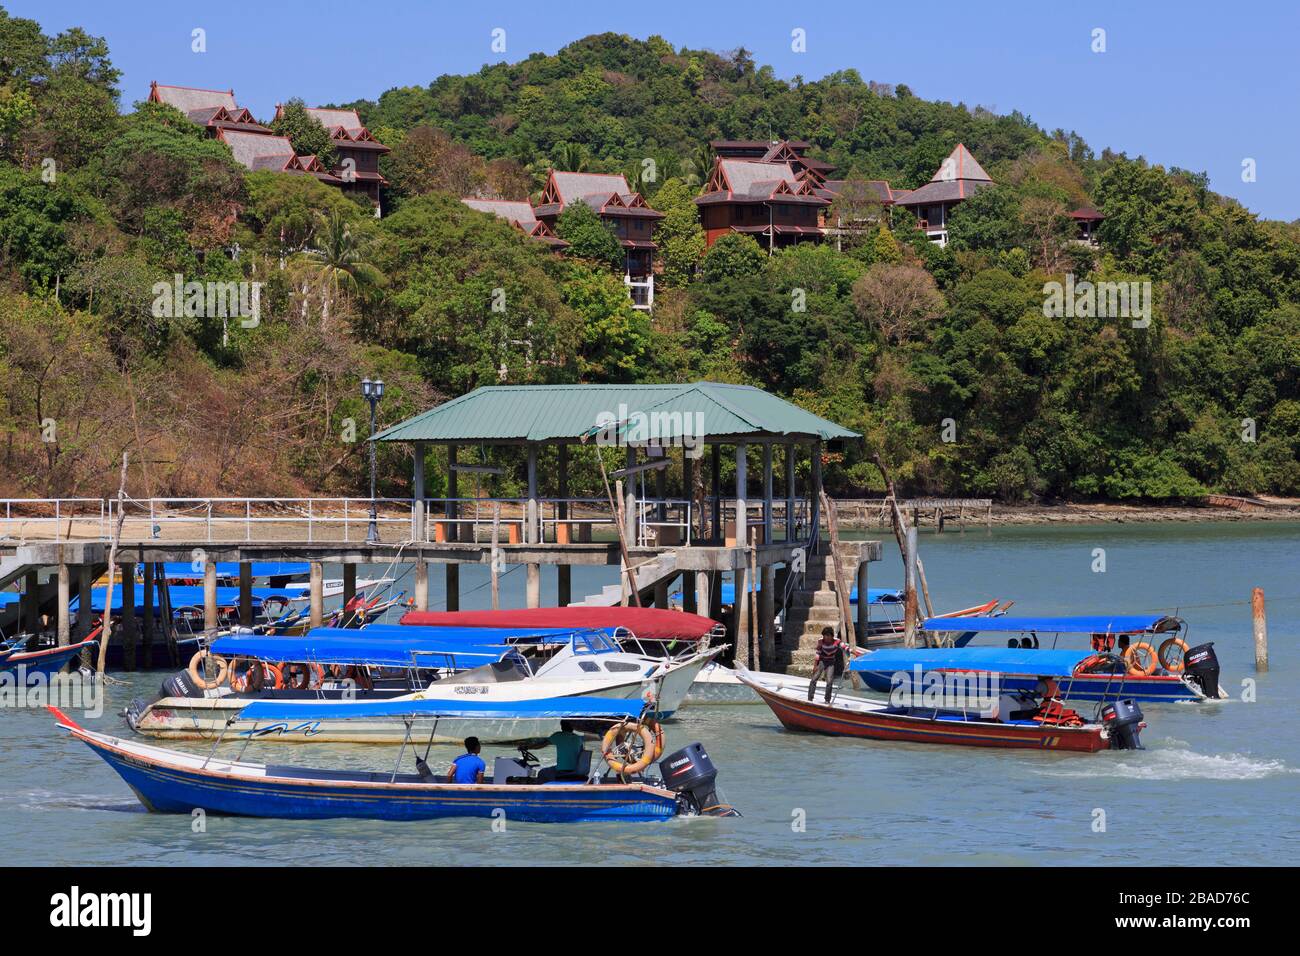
601,721,658,775
1158,637,1189,673
188,651,229,690
346,665,374,691
262,662,284,690
1124,642,1157,676
228,657,264,692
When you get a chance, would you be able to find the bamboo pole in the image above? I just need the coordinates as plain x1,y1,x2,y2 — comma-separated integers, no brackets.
903,526,919,648
820,491,860,688
1252,587,1268,672
872,453,935,621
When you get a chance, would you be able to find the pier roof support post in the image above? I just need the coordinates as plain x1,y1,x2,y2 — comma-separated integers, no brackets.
412,441,426,542
446,444,459,611
75,565,92,640
527,443,541,608
734,442,748,548
238,561,253,628
121,560,137,670
624,446,637,545
309,562,324,630
557,444,571,607
710,444,721,540
203,561,218,635
762,442,773,545
759,565,775,670
811,440,823,551
785,443,797,543
142,560,154,665
682,449,694,544
57,559,70,647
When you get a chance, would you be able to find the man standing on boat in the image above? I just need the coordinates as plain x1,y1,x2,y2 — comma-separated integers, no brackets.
807,627,846,703
448,737,486,784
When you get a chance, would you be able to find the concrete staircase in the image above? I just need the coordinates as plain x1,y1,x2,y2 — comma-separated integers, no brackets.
777,544,863,675
568,550,679,607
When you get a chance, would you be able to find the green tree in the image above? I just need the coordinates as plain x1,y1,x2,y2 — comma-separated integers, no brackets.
271,98,337,169
555,201,623,270
650,177,705,287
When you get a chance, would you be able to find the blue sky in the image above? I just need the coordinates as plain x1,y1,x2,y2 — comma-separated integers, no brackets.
13,0,1299,221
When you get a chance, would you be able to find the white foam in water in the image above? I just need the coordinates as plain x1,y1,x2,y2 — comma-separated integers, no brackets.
1036,749,1298,782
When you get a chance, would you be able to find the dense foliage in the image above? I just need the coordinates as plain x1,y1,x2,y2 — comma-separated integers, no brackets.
1,14,1297,502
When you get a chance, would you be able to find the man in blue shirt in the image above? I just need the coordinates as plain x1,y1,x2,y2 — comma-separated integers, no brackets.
448,737,486,784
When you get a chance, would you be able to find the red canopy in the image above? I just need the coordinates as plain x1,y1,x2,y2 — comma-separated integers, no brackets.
399,607,718,641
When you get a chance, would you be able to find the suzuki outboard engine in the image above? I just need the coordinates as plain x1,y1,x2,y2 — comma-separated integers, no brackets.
1100,698,1145,750
659,743,739,816
1183,642,1221,699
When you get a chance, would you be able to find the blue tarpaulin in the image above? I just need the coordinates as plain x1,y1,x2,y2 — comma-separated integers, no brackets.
850,588,904,605
360,623,600,644
210,629,518,668
850,646,1093,678
71,584,297,614
161,562,309,580
919,614,1173,634
235,695,644,723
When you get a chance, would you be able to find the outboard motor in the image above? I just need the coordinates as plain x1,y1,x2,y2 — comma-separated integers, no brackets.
1100,698,1145,750
161,672,198,700
659,743,739,817
1184,642,1221,699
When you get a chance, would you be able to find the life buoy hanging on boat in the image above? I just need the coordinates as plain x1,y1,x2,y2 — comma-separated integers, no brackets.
1158,637,1189,673
601,720,660,775
282,662,324,690
262,662,284,690
1123,642,1157,676
188,651,229,690
228,657,265,692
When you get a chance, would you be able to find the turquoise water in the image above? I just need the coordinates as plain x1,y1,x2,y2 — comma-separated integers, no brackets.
3,521,1297,865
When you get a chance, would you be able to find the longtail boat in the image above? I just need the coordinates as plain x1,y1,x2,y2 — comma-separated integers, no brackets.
52,700,738,823
1,638,97,682
733,664,1147,753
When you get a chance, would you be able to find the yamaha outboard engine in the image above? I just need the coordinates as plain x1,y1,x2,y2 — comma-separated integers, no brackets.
1184,642,1221,699
659,743,739,816
1100,698,1145,750
161,672,198,700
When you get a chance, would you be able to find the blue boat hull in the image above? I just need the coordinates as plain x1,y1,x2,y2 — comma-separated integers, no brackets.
857,669,1201,704
75,730,680,823
1,641,94,682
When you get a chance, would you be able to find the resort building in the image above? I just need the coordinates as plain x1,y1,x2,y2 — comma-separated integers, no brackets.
279,105,391,209
147,82,272,136
532,171,664,310
214,129,341,184
894,143,993,247
710,139,835,180
1070,206,1104,246
694,156,829,251
460,199,569,249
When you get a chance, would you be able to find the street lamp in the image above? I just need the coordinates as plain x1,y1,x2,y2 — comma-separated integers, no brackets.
362,377,385,543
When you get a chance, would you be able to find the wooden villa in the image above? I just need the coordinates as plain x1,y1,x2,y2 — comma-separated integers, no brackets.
215,129,341,184
460,199,569,249
1070,206,1104,246
532,171,664,310
694,155,829,251
894,143,993,247
280,106,392,209
147,82,272,136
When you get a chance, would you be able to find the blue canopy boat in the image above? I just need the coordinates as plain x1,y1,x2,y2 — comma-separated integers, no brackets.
1,638,97,680
851,614,1223,703
51,700,737,823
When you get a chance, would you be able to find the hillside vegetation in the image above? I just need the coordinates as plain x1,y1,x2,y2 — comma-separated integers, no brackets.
1,13,1297,503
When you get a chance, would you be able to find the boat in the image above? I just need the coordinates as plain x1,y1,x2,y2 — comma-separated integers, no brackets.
400,606,721,642
894,614,1225,702
1,638,98,682
52,701,738,823
733,663,1149,753
126,627,722,740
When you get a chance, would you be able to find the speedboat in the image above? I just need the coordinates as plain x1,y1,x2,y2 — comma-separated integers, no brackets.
126,628,722,741
53,701,739,823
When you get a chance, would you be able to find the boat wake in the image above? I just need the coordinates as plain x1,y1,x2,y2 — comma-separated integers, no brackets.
1035,748,1298,782
8,788,143,813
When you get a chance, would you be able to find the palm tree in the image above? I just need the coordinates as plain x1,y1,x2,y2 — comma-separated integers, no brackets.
684,142,716,188
301,211,386,327
555,142,589,172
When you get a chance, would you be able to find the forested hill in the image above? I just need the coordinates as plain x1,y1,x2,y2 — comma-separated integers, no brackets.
2,17,1298,503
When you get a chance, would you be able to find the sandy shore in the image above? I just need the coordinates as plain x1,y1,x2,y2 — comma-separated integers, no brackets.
841,498,1300,529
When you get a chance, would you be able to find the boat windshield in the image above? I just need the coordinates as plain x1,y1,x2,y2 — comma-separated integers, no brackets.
571,630,621,656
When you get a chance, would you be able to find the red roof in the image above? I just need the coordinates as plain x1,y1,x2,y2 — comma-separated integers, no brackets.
399,607,719,641
1070,206,1104,220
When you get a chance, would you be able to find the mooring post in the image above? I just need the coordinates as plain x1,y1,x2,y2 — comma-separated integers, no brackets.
76,565,92,641
238,561,253,628
309,562,324,629
203,561,218,634
856,556,869,643
903,526,919,648
735,563,752,668
695,572,711,621
56,558,71,647
121,561,137,670
141,560,154,665
414,560,428,611
23,569,39,637
759,563,775,670
342,564,357,609
1252,587,1268,672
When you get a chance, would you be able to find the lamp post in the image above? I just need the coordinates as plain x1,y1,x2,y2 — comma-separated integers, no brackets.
362,377,385,543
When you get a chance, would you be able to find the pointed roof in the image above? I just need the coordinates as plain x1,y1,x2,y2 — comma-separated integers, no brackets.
373,382,859,444
149,82,237,114
896,143,994,207
695,158,829,206
217,129,296,170
535,171,663,219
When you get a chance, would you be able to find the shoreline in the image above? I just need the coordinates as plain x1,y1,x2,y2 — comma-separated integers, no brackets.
841,500,1300,529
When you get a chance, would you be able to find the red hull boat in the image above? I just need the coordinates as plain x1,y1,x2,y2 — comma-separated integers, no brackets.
734,668,1125,753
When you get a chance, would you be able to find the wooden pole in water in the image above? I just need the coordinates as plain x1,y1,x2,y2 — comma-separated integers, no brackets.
95,453,129,677
121,560,137,670
203,561,218,634
309,562,323,629
1252,587,1268,672
872,453,934,618
903,526,919,648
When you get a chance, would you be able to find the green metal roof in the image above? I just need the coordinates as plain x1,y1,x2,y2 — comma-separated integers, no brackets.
372,382,859,444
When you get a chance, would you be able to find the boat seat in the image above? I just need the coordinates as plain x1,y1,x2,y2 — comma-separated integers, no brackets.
535,749,593,784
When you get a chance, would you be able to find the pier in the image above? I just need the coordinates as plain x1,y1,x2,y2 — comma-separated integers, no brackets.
2,382,884,674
